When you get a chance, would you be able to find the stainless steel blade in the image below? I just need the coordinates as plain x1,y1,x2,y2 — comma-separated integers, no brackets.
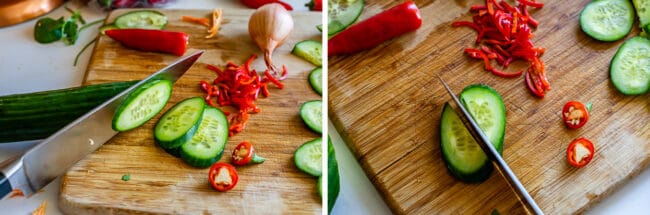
437,75,543,215
11,51,203,196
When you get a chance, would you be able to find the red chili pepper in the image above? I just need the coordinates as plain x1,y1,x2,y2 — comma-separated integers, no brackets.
566,137,595,168
105,29,188,56
452,0,548,97
240,0,293,10
562,101,589,129
328,0,422,56
208,163,239,192
231,141,266,166
306,0,322,11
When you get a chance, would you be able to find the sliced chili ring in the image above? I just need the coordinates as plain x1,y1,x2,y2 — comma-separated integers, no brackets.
208,162,239,192
232,141,266,166
566,137,595,168
562,101,589,129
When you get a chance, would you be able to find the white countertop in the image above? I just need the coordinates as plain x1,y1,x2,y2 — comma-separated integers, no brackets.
0,1,649,214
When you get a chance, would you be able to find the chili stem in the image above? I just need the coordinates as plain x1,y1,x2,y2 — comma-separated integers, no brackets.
251,154,266,164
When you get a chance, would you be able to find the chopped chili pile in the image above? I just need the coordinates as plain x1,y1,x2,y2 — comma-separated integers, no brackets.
452,0,550,98
201,54,286,136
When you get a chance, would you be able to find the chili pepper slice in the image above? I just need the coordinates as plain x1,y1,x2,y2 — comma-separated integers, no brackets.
232,141,266,166
566,137,595,168
208,162,239,192
562,101,589,129
105,29,188,56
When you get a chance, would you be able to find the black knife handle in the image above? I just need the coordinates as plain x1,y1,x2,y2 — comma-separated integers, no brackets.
0,172,11,198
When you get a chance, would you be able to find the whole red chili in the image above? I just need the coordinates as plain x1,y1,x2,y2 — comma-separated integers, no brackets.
452,0,550,97
306,0,322,11
328,0,422,56
240,0,293,10
105,29,188,56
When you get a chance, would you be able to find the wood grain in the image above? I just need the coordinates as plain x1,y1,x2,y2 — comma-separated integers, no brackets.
329,0,650,214
59,9,322,214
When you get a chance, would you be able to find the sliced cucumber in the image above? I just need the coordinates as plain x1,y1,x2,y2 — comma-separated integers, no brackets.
180,106,229,168
319,0,364,36
154,97,205,149
440,84,506,183
294,137,322,177
579,0,635,42
112,79,172,132
327,137,340,213
309,67,323,95
292,40,322,66
633,0,650,28
114,10,167,30
610,36,650,95
300,100,322,134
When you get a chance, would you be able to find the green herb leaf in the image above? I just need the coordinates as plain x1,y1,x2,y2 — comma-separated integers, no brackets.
63,21,79,45
121,174,131,181
34,17,65,43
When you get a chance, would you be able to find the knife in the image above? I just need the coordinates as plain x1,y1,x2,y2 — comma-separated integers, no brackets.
0,51,204,199
437,76,544,215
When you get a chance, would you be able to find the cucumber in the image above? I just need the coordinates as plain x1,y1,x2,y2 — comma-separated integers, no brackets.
112,79,173,132
154,97,205,149
180,106,229,168
633,0,650,28
114,10,167,30
309,67,323,95
300,100,322,134
294,137,323,177
99,24,118,35
580,0,635,42
327,137,340,213
440,84,506,183
0,81,137,143
292,40,322,66
319,0,364,36
610,36,650,95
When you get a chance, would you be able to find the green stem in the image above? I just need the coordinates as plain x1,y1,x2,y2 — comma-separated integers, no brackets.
251,154,266,164
79,19,105,32
74,37,97,66
586,102,593,112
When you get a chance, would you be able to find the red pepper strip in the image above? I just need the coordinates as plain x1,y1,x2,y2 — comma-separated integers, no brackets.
452,21,480,32
306,0,322,11
264,70,284,89
239,0,293,10
328,0,422,56
105,29,188,56
489,68,523,78
525,71,544,98
518,0,544,8
470,5,487,12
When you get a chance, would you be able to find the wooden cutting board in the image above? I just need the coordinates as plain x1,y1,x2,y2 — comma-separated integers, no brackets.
58,9,322,214
329,0,649,214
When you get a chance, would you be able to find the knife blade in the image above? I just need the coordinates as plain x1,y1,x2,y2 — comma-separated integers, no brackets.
437,75,544,215
0,51,204,199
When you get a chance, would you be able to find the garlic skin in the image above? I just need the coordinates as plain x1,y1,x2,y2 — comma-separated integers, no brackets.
248,3,294,78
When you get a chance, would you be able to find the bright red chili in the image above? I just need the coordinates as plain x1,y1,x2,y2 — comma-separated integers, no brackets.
566,137,595,168
562,101,589,129
452,0,550,97
240,0,293,10
232,141,266,166
328,0,422,56
306,0,322,11
208,162,239,192
105,29,188,56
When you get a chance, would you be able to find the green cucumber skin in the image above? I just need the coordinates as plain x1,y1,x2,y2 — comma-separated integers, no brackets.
300,100,323,134
440,84,506,183
327,137,340,214
114,10,168,30
579,0,635,42
0,81,137,143
610,36,650,95
112,79,173,132
326,0,365,36
294,137,323,177
179,107,229,168
154,97,205,149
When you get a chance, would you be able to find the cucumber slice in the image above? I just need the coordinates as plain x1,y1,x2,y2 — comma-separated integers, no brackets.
180,106,229,168
294,137,322,177
300,100,322,134
320,0,364,36
327,137,340,213
579,0,635,42
440,84,506,183
154,97,205,149
292,40,322,66
633,0,650,28
112,79,172,132
114,10,168,30
309,67,323,95
610,36,650,95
